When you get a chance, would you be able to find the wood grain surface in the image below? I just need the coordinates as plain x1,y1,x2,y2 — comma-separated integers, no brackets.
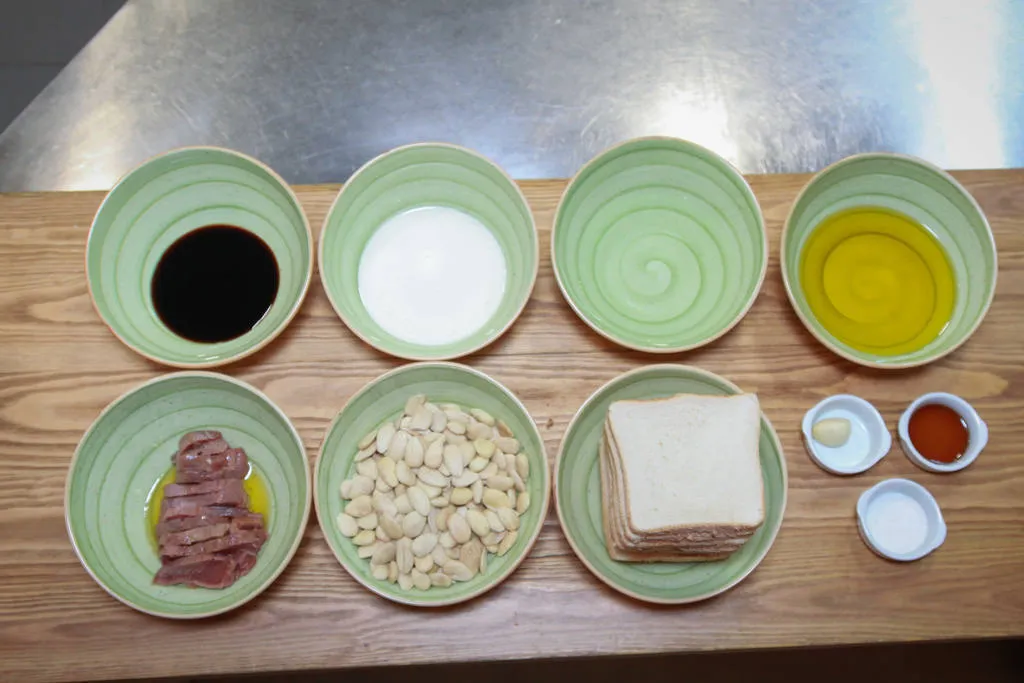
0,172,1022,683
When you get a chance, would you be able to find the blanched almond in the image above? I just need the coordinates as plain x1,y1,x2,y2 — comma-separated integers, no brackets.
473,438,496,459
378,457,399,488
452,471,479,487
466,509,491,538
516,491,530,514
515,453,530,481
376,422,396,453
356,459,377,479
447,420,467,436
389,430,409,462
402,511,426,538
448,513,472,544
377,512,400,538
357,512,378,530
396,537,414,574
396,460,417,487
370,541,396,565
358,429,377,451
412,532,438,557
349,475,375,497
487,475,514,491
424,439,444,468
498,507,520,531
415,554,434,573
373,491,398,517
411,568,430,590
404,436,425,467
467,421,492,441
398,572,414,591
498,530,518,556
353,529,376,546
430,410,447,433
410,406,432,430
496,419,513,437
430,572,453,588
450,487,473,506
485,509,505,533
417,467,447,489
371,563,389,581
443,445,465,478
483,488,510,510
444,560,474,582
345,495,373,518
395,493,413,515
494,437,519,454
404,393,426,416
336,512,359,537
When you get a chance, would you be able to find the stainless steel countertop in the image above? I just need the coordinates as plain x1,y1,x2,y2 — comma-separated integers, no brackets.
1,0,1021,192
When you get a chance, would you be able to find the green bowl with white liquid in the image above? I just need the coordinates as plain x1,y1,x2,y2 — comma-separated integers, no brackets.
318,143,538,360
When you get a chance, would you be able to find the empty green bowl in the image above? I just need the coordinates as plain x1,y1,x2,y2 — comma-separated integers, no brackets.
318,143,538,360
314,362,550,606
65,372,310,619
781,153,998,368
86,146,313,368
552,137,767,352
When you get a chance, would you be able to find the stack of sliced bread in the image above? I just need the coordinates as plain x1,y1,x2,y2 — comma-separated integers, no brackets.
600,393,765,562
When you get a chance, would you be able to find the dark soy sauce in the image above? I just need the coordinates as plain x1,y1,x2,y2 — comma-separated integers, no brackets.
152,225,279,343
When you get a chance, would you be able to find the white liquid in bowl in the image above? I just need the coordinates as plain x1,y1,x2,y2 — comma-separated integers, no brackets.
358,206,508,346
864,491,929,556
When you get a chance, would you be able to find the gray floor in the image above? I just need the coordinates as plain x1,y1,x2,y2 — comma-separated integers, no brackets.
0,0,124,132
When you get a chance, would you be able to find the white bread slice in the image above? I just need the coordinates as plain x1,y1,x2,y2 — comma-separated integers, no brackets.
602,421,758,542
607,393,764,533
600,439,747,562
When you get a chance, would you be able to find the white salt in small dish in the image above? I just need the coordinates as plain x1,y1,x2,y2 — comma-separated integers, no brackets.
898,392,988,473
801,394,890,475
856,478,946,562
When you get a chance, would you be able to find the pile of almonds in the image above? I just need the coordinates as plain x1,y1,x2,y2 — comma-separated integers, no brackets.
336,394,531,591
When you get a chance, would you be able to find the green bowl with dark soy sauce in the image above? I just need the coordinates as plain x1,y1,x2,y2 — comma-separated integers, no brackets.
86,146,313,368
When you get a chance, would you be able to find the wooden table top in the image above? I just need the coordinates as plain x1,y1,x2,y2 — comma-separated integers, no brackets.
1,173,1022,683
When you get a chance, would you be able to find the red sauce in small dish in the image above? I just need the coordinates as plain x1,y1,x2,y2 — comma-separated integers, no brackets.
907,403,969,463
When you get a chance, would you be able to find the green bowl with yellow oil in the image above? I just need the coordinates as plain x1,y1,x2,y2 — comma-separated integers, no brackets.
65,372,310,619
782,153,997,368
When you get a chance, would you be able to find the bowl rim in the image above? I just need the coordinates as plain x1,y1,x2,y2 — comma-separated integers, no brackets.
779,151,999,369
553,363,789,604
64,370,312,619
85,144,315,370
550,135,768,353
312,361,552,606
316,141,540,361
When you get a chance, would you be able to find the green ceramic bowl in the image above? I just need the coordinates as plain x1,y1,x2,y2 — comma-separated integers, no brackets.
65,372,310,619
314,362,550,606
318,143,538,360
552,137,767,352
555,364,787,604
86,146,313,368
782,153,998,368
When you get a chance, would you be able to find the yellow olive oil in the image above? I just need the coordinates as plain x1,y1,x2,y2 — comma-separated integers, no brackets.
144,464,271,548
799,207,955,355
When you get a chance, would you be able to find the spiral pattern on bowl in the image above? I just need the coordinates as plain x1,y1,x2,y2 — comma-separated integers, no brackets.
553,138,766,351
